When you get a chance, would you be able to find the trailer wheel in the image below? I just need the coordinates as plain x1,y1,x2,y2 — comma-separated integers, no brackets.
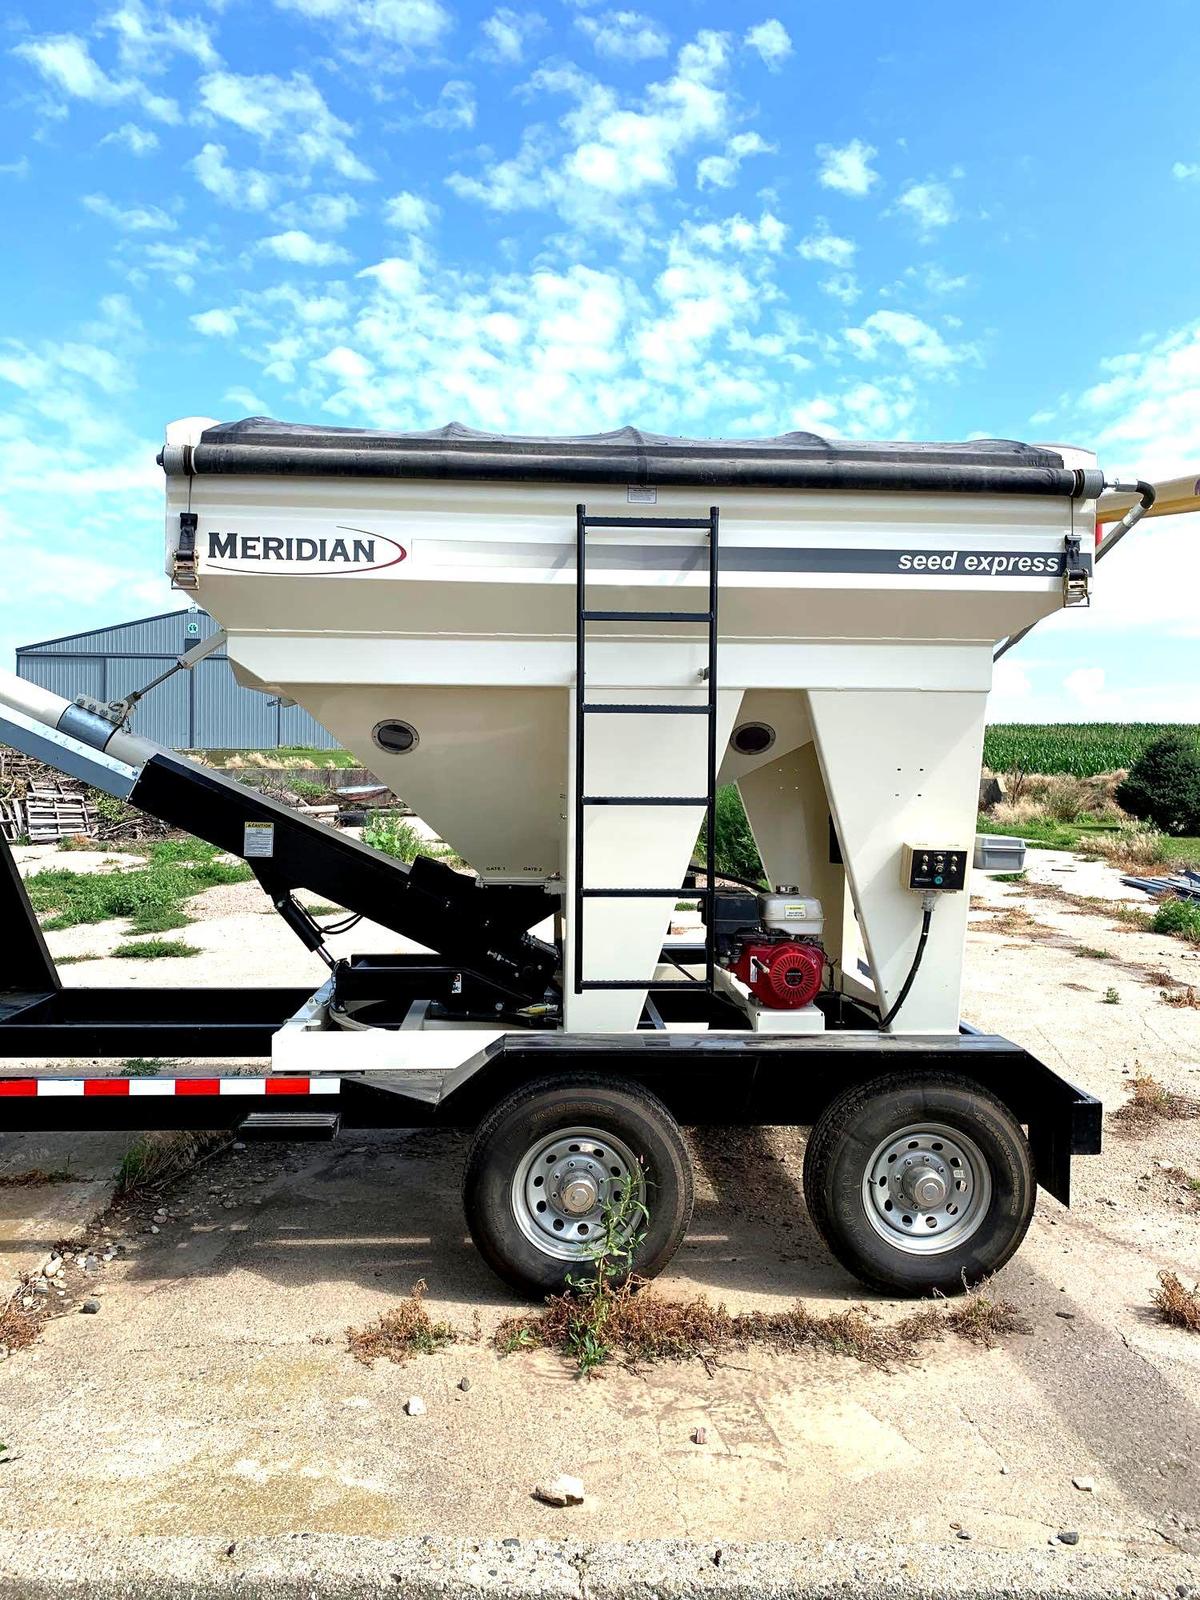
463,1074,693,1298
802,1072,1035,1297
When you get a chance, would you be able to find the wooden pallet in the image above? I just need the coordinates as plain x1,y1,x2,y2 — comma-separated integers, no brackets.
24,786,93,844
0,798,23,843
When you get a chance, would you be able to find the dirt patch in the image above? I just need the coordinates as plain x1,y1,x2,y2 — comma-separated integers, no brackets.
0,1293,41,1354
0,1168,89,1189
1152,1271,1200,1333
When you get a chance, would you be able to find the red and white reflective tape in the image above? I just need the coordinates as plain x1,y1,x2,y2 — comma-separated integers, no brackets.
0,1076,341,1098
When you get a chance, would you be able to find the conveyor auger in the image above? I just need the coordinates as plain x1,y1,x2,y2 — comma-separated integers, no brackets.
0,667,558,1003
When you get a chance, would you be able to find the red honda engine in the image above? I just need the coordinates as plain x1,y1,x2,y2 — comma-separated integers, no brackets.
728,936,825,1010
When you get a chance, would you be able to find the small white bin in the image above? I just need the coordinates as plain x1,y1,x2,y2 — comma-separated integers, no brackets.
973,834,1027,873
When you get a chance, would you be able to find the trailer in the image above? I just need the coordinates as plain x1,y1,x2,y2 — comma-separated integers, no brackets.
0,421,1164,1299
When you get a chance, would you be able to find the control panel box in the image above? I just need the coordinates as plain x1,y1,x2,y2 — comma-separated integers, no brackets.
900,843,968,893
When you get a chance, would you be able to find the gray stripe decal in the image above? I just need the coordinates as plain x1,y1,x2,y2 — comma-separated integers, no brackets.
428,541,1091,577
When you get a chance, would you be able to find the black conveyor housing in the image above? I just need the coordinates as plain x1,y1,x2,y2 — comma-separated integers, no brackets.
130,752,558,1001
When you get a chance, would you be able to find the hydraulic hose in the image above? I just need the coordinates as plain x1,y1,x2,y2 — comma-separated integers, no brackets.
993,478,1157,662
879,893,936,1030
1092,478,1158,564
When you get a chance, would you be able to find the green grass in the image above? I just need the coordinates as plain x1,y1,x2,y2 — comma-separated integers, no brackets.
118,939,201,959
976,811,1200,865
26,839,251,932
1153,898,1200,943
991,871,1027,884
121,1058,168,1076
984,723,1200,777
195,747,357,769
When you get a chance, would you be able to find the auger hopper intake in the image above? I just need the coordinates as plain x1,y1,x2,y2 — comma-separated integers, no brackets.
1,416,1161,1298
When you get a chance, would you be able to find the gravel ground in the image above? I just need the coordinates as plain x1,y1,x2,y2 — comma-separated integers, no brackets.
0,845,1198,1593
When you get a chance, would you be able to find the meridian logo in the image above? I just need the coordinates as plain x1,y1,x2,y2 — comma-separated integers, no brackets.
205,525,407,575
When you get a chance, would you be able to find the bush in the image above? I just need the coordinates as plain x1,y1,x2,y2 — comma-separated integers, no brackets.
1117,735,1200,836
1152,897,1200,943
363,814,431,863
1077,819,1174,870
698,786,764,885
1042,775,1091,823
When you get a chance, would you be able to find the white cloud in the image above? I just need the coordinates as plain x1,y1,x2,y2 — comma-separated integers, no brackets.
683,210,787,254
1172,161,1200,181
818,271,860,305
451,30,736,226
576,11,670,61
384,191,437,231
696,130,774,190
98,1,219,72
191,308,239,337
197,71,375,180
276,193,361,231
424,80,477,130
1070,318,1200,479
797,219,856,267
1063,665,1107,709
314,344,374,381
100,122,159,156
845,309,969,369
895,178,956,236
480,8,543,63
0,157,30,179
15,32,180,123
815,137,878,197
190,143,276,211
744,19,792,70
138,239,213,293
83,192,177,232
259,230,352,266
0,304,170,670
271,0,452,52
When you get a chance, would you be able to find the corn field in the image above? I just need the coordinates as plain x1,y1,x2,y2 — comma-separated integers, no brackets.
984,723,1200,777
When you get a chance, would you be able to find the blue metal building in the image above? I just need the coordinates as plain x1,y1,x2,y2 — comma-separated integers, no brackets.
15,609,339,751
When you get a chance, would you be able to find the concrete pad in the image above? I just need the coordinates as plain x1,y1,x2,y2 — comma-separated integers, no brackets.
0,1532,1195,1600
0,1132,130,1295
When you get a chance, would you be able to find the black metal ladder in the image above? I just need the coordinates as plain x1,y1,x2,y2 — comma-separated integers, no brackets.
573,503,720,995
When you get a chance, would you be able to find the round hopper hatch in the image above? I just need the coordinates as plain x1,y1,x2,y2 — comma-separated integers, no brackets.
731,721,775,757
372,719,419,754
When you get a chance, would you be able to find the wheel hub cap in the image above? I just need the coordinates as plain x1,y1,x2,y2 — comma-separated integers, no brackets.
511,1126,644,1262
861,1122,992,1256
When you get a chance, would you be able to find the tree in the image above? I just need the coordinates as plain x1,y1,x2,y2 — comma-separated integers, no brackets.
1116,735,1200,836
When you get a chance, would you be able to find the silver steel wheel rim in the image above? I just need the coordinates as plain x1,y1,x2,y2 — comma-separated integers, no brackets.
861,1121,992,1255
511,1125,644,1262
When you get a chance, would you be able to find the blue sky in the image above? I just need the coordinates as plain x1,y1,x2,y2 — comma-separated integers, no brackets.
1,0,1197,720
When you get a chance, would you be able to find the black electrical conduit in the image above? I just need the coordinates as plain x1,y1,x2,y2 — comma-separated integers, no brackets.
994,479,1157,662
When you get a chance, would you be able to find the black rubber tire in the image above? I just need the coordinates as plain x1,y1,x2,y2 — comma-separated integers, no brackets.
463,1073,694,1298
802,1072,1035,1297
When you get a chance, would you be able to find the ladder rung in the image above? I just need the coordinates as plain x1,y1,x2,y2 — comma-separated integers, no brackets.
581,609,713,623
582,703,710,715
581,516,712,530
582,795,711,807
581,887,714,899
579,978,708,990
